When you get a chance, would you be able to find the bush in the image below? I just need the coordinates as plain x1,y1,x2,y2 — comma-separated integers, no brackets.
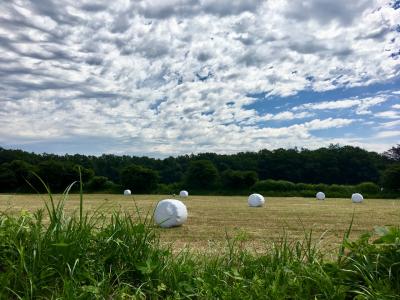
86,176,116,192
325,184,352,197
315,183,329,191
154,183,183,195
355,182,379,194
252,179,296,192
295,183,316,192
298,190,317,197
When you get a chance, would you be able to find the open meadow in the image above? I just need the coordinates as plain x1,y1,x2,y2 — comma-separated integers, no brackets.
1,193,399,253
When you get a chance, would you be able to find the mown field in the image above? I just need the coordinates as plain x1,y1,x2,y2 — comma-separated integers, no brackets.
1,193,399,253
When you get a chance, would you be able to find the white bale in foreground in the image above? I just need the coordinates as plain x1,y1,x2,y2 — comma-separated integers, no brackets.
154,199,188,228
351,193,363,203
179,190,189,197
248,193,265,207
316,191,325,200
123,189,131,196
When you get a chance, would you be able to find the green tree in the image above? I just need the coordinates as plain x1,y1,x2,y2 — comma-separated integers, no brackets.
37,161,93,192
120,164,159,193
381,164,400,191
184,160,219,189
86,176,113,191
221,169,258,190
0,163,17,192
159,157,183,184
8,160,37,190
383,144,400,161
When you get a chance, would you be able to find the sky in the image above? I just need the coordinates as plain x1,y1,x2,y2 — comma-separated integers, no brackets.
0,0,399,158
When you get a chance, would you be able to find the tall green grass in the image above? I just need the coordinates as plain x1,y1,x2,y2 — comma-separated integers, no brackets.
0,178,399,299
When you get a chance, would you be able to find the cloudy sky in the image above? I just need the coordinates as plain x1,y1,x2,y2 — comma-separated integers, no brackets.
0,0,399,157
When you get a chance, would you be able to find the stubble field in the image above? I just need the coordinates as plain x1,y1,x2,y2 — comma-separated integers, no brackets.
1,193,399,253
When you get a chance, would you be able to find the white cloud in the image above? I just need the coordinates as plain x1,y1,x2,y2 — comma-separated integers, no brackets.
292,95,388,114
259,111,314,122
392,104,400,109
0,0,399,156
375,110,400,118
378,119,400,129
375,130,400,138
304,118,354,130
293,99,362,110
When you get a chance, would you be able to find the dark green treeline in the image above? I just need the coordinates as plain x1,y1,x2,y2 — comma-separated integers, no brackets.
0,144,399,196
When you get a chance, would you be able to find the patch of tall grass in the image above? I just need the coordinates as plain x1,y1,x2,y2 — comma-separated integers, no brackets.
0,177,399,299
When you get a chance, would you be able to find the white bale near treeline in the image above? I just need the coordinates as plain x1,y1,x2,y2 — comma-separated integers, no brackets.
351,193,363,203
154,199,188,228
123,189,131,196
316,192,325,200
248,193,265,207
179,190,189,197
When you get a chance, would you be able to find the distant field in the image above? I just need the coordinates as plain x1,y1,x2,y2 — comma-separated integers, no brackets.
1,194,399,253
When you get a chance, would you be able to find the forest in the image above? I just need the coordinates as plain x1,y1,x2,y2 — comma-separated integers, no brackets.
0,144,399,197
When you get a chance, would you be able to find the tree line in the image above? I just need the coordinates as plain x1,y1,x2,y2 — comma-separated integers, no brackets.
0,144,399,196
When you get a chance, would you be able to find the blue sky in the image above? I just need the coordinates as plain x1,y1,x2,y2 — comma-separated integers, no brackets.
0,0,399,157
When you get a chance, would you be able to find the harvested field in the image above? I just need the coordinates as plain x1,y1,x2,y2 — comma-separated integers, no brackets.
1,194,399,253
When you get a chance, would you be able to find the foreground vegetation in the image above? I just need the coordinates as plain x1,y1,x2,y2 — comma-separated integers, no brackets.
0,186,399,298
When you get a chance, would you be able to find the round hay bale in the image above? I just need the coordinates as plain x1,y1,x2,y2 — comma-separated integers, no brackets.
351,193,363,203
154,199,188,228
179,190,189,197
316,192,325,200
123,189,131,196
248,193,265,207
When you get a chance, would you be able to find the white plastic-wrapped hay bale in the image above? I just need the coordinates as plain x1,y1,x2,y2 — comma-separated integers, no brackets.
248,193,265,207
154,199,188,228
179,190,189,197
123,189,131,196
316,192,325,200
351,193,363,203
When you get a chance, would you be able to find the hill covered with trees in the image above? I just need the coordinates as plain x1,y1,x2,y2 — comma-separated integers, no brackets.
0,145,399,197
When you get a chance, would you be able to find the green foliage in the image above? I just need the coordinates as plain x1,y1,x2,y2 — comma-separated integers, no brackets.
356,182,380,194
338,226,400,298
383,144,400,161
36,160,94,192
184,160,219,189
250,180,384,198
221,169,258,190
252,179,296,192
381,164,400,191
0,145,399,196
0,180,166,298
85,176,117,192
325,184,353,197
154,182,183,194
0,163,18,191
0,160,37,192
159,157,184,184
120,164,159,193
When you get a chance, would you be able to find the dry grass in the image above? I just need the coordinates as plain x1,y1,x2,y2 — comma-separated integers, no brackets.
1,193,399,253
